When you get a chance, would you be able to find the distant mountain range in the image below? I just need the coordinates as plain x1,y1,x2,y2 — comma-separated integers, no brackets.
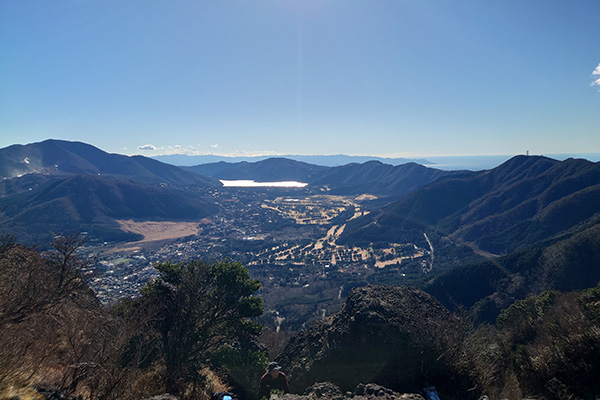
306,160,464,197
3,141,600,400
2,140,599,253
0,139,218,186
0,140,220,244
185,158,462,197
154,153,433,167
0,174,218,244
0,140,460,244
340,155,600,256
184,158,329,182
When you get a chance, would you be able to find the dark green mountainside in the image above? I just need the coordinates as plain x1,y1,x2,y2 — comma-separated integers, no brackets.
340,155,600,255
0,174,218,244
424,222,600,324
275,284,600,400
186,158,464,197
307,160,465,196
184,157,328,182
0,140,221,245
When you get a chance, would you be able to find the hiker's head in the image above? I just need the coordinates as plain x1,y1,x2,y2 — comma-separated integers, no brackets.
267,362,281,378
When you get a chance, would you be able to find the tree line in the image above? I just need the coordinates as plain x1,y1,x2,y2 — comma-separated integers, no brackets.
0,234,267,400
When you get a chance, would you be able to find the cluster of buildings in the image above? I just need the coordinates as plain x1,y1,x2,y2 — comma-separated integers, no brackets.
82,191,431,305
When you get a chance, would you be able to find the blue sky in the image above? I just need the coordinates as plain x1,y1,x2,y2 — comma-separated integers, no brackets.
2,0,600,158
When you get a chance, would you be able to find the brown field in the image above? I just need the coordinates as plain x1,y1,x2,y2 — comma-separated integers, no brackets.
105,219,207,253
116,219,203,241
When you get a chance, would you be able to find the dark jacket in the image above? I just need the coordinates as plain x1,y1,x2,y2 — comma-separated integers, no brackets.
258,371,289,399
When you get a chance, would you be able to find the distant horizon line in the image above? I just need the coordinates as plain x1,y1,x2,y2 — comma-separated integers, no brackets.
3,138,598,161
148,151,600,159
151,151,600,171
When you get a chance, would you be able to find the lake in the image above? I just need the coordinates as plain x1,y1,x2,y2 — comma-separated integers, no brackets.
220,180,308,188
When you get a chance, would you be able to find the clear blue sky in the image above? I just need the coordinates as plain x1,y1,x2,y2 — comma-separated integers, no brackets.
2,0,600,158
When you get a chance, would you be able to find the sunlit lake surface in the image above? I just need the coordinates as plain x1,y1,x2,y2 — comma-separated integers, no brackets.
220,180,308,188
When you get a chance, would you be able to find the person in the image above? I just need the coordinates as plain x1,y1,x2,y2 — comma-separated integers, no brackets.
258,362,289,399
211,392,237,400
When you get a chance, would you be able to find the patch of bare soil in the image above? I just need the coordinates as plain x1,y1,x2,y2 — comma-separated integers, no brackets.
117,220,203,241
105,219,209,253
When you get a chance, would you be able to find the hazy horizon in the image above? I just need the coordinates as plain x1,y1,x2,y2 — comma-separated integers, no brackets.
151,147,600,170
4,138,600,172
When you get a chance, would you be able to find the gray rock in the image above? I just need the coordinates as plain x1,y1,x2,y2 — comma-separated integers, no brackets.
140,395,180,400
303,382,344,400
277,285,462,394
277,383,424,400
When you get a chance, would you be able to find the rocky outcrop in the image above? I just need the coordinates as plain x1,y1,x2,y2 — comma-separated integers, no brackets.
277,382,425,400
140,395,180,400
32,386,78,400
276,285,466,395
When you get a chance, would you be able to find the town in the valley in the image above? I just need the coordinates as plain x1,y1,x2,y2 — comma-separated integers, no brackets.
81,185,433,329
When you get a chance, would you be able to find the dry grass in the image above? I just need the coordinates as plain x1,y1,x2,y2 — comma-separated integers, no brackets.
0,386,46,400
116,220,203,242
106,219,208,252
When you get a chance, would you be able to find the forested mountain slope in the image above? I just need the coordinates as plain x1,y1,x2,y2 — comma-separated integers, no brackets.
184,157,328,182
186,158,465,197
0,140,220,245
424,222,600,324
340,155,600,255
0,174,218,244
307,161,465,196
275,283,600,400
0,139,219,186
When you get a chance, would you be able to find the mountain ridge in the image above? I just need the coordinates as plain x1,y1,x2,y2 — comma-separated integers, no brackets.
0,139,219,186
308,161,466,196
0,140,221,245
339,155,600,255
185,158,465,197
154,153,433,167
184,157,329,182
0,174,218,244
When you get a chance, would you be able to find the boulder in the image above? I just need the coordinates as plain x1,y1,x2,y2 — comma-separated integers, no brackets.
276,285,464,395
140,395,180,400
276,382,424,400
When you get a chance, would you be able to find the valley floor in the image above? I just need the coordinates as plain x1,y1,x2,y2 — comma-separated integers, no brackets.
81,189,434,328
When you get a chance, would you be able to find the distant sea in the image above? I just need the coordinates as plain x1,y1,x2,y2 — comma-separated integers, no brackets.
422,153,600,171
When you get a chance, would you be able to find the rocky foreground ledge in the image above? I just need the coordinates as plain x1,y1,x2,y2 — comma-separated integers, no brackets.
276,382,424,400
139,382,425,400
